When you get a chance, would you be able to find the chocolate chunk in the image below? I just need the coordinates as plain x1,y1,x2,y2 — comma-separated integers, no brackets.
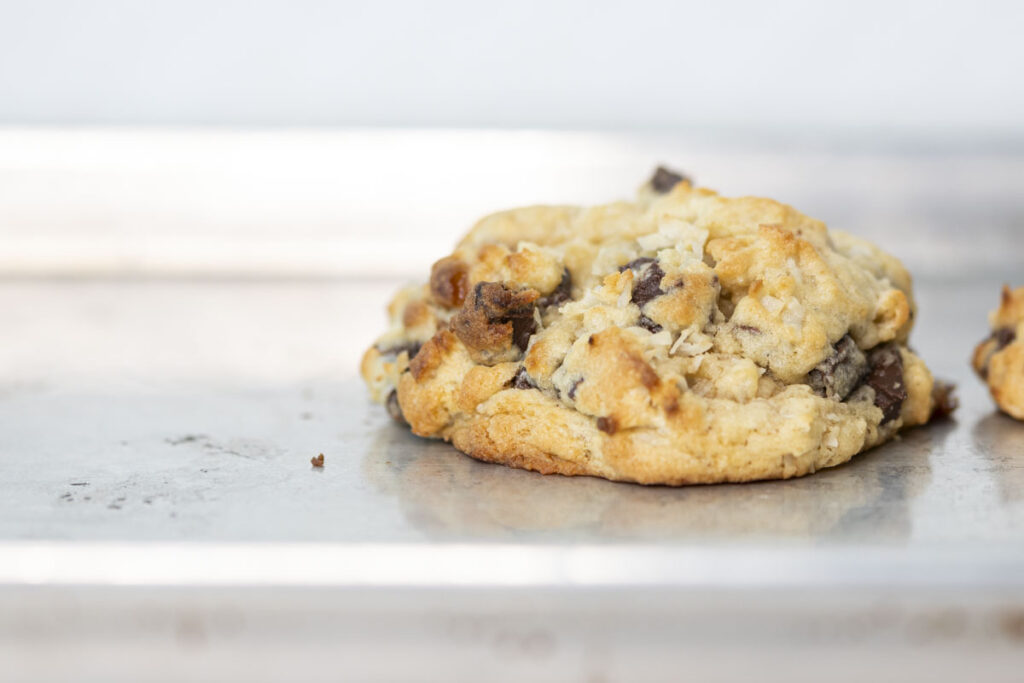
568,378,583,400
637,314,663,333
512,316,537,352
628,261,666,308
510,366,535,390
807,334,869,401
537,268,573,309
376,341,422,360
863,345,907,424
429,256,470,308
451,281,539,358
976,327,1017,379
596,416,617,434
386,389,408,425
649,166,691,194
994,327,1017,350
618,257,655,273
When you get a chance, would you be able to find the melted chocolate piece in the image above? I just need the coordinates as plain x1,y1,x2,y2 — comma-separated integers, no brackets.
637,314,663,333
386,389,408,425
568,378,583,400
649,166,691,194
511,316,537,352
510,366,535,390
537,268,573,309
734,324,762,335
994,327,1017,350
596,416,617,434
618,257,655,273
807,334,869,401
376,341,422,360
977,327,1017,379
628,261,666,308
863,345,907,424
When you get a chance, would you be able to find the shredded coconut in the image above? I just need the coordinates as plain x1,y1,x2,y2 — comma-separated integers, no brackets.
761,295,784,314
670,325,714,356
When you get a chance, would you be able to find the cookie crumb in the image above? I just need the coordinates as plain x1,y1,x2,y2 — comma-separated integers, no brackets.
929,380,959,421
311,453,325,468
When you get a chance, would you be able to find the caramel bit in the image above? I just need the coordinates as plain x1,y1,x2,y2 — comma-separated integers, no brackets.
310,453,325,468
429,256,470,308
402,300,431,329
451,282,539,358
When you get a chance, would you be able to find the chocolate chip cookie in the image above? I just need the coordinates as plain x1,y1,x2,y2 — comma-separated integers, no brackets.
361,168,946,484
972,285,1024,420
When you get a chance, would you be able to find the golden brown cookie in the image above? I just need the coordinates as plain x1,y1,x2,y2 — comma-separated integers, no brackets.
972,285,1024,420
361,168,947,485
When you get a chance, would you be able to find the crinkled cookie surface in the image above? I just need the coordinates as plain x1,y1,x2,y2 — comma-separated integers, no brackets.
972,285,1024,420
361,168,946,485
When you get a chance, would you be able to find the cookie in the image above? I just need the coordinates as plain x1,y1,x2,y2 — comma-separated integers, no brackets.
361,167,946,485
972,285,1024,420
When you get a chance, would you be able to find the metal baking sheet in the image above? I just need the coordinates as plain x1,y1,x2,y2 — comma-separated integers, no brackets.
2,275,1024,681
2,275,1022,547
2,129,1023,681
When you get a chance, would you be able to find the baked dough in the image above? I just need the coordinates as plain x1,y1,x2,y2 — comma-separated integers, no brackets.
362,168,945,484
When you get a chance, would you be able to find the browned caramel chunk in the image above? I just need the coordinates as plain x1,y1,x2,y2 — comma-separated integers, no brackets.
451,282,539,364
429,256,470,308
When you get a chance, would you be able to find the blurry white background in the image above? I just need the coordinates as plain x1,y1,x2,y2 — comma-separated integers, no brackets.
2,0,1023,130
0,0,1022,280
